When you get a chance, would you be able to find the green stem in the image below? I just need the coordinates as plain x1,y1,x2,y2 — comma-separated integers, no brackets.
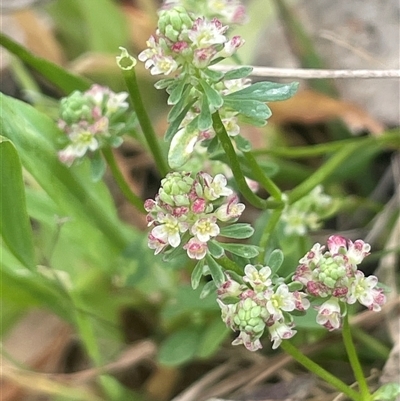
342,314,372,400
120,66,169,176
288,143,358,204
254,131,400,159
257,207,284,264
280,341,362,401
212,111,282,210
242,151,282,200
101,147,145,213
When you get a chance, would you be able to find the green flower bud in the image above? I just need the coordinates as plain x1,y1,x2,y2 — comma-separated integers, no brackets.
60,91,93,125
158,7,193,41
233,298,266,335
165,24,179,42
318,257,346,288
159,172,194,206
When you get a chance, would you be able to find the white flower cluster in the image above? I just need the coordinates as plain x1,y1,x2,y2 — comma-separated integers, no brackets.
217,265,310,351
294,235,386,331
145,171,245,260
58,85,128,165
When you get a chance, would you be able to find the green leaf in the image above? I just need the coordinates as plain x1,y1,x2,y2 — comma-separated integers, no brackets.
225,81,299,102
198,95,212,131
195,318,230,359
200,80,223,109
0,256,71,321
191,260,205,290
219,243,260,259
167,87,191,123
206,136,220,154
0,93,130,253
168,80,187,105
224,66,253,80
0,137,35,269
233,135,252,152
205,254,225,287
202,68,225,82
208,240,225,259
168,118,199,169
158,326,201,366
155,78,175,89
372,383,400,401
0,33,90,94
164,102,194,142
219,223,255,239
266,249,284,273
223,98,271,120
90,151,106,182
200,280,216,299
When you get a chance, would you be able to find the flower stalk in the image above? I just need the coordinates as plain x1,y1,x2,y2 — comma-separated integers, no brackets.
280,340,362,401
117,48,169,176
101,147,146,213
342,314,372,400
212,111,282,210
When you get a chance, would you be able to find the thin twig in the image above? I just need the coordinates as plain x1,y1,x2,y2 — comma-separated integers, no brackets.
211,65,400,79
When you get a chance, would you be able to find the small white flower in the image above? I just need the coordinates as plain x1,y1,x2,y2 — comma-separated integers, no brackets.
217,298,237,330
265,284,296,321
148,233,167,255
184,237,208,260
243,264,272,291
232,331,263,352
347,271,386,311
151,214,188,247
316,297,342,331
215,196,245,222
150,54,179,75
202,173,232,200
191,216,220,242
188,17,228,48
222,113,240,136
268,320,296,349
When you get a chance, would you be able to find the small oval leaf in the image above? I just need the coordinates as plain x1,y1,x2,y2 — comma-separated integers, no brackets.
220,243,260,259
266,249,284,273
158,327,201,366
219,223,254,239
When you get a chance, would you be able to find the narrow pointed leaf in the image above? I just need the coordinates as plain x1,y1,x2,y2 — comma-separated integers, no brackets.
198,95,212,131
205,254,225,287
168,80,187,105
0,33,90,93
191,260,205,290
164,102,194,142
0,137,35,269
0,93,130,252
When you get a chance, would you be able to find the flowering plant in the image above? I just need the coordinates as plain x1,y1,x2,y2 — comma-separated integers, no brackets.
0,0,398,400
